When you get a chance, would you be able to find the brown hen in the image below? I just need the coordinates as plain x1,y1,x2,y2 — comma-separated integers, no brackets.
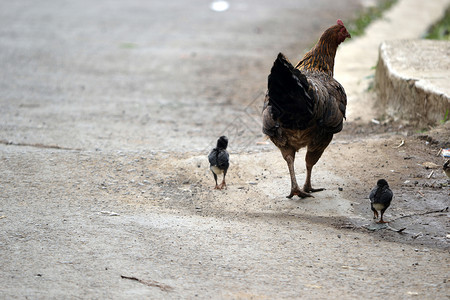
262,20,351,198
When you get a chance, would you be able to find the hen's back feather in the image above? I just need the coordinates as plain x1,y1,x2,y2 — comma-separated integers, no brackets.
266,53,314,131
263,53,347,136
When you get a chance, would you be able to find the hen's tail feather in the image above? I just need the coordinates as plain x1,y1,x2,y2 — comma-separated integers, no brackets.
267,53,314,130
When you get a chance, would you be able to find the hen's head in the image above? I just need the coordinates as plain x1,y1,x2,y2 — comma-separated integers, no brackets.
323,19,351,45
335,19,351,43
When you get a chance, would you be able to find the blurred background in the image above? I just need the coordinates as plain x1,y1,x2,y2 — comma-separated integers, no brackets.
0,0,367,152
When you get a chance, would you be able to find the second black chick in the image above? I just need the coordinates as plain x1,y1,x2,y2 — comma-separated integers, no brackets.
208,136,229,190
443,160,450,178
369,179,393,223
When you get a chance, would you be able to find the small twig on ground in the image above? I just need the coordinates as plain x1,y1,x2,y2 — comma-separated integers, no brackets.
388,226,406,233
392,207,449,221
394,139,405,148
417,190,425,197
0,139,80,151
427,170,434,179
412,232,423,239
362,223,405,233
340,223,355,229
100,211,120,216
121,275,173,292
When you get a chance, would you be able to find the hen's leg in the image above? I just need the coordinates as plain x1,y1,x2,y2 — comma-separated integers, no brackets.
304,138,332,193
282,148,312,198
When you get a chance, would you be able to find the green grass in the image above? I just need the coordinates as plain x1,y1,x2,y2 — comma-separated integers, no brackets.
425,7,450,40
119,42,137,49
441,109,449,124
426,8,450,124
346,0,398,38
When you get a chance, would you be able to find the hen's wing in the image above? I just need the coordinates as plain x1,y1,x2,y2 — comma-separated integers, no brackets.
307,72,347,133
263,53,347,136
263,53,314,136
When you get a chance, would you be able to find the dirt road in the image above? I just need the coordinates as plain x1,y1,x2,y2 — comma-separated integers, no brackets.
0,0,449,299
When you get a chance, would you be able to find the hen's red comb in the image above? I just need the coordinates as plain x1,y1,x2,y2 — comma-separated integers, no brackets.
337,19,344,26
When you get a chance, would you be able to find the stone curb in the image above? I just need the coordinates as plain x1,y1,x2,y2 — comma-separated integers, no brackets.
375,39,450,126
336,0,450,123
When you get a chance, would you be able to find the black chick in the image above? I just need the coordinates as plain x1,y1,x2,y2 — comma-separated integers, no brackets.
208,136,229,190
443,160,450,178
369,179,393,223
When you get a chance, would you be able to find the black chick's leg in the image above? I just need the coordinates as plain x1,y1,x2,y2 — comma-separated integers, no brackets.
212,172,219,189
282,148,312,198
218,170,227,190
378,208,389,223
371,205,379,220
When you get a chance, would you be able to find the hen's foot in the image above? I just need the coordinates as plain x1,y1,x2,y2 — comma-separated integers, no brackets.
286,188,313,199
218,182,226,190
376,220,389,224
303,186,325,193
214,185,221,190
